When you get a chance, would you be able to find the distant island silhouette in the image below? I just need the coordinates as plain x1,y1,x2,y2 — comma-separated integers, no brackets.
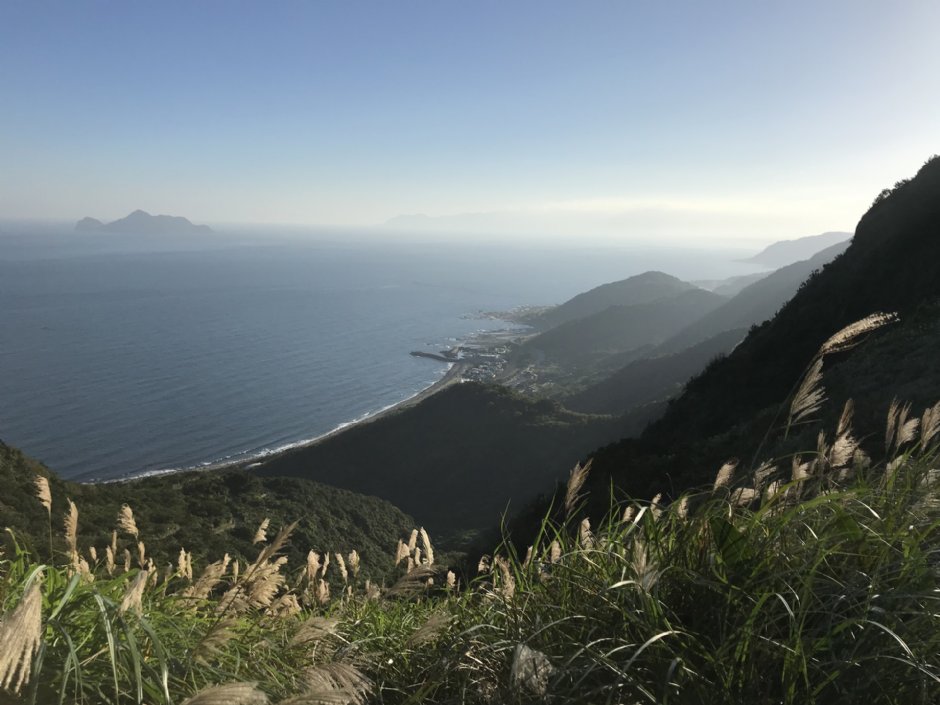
75,210,213,234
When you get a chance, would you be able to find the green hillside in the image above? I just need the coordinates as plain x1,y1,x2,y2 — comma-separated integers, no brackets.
0,441,415,582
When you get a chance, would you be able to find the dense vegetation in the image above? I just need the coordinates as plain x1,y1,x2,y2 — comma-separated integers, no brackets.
0,444,415,582
2,378,937,704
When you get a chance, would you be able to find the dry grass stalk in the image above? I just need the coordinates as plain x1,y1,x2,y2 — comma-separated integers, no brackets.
185,555,233,601
290,616,339,648
302,663,372,705
335,553,348,583
63,498,79,556
253,518,270,545
88,546,97,563
522,545,534,568
255,521,298,565
675,496,690,521
316,579,330,605
752,461,777,491
122,548,132,574
791,455,812,482
180,682,269,705
789,357,825,427
194,617,238,665
406,529,418,554
731,487,758,507
920,401,940,452
33,475,52,515
119,569,150,615
819,311,898,355
413,547,422,566
419,527,434,566
393,540,408,566
632,540,661,591
0,570,44,694
477,555,491,575
621,505,636,524
549,540,562,564
712,460,738,491
320,552,330,579
408,611,450,646
178,548,193,581
386,564,439,598
650,493,663,519
578,518,594,549
137,540,147,569
117,504,139,539
105,545,116,576
446,570,457,589
494,556,516,600
347,550,360,577
306,551,322,583
564,459,592,517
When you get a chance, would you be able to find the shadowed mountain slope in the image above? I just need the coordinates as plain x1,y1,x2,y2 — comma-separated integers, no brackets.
740,231,851,267
564,327,748,415
520,289,726,369
527,271,698,330
253,382,620,539
655,240,850,355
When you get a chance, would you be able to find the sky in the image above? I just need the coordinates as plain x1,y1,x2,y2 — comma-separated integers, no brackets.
1,1,938,245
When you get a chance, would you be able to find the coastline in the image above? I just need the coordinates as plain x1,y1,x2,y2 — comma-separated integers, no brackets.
111,323,530,484
112,357,471,483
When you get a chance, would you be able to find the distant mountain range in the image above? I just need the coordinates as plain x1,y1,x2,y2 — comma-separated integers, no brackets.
740,231,851,267
75,210,213,234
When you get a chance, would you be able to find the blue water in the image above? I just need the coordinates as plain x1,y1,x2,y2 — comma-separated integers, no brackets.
0,223,759,481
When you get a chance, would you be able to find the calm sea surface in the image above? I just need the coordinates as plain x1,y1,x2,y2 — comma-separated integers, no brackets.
0,223,758,481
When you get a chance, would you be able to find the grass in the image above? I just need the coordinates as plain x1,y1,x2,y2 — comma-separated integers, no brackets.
2,411,937,704
2,320,939,703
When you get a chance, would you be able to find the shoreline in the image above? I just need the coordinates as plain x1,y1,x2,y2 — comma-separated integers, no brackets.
106,323,530,485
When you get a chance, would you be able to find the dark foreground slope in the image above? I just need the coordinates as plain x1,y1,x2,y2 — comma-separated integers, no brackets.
253,382,620,539
0,441,414,580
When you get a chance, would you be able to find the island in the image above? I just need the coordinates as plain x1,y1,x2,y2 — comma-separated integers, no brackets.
75,209,213,234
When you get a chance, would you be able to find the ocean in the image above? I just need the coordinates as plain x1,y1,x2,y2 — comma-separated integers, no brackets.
0,223,760,481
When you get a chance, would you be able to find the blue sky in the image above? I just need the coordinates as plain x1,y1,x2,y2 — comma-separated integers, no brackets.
1,1,938,244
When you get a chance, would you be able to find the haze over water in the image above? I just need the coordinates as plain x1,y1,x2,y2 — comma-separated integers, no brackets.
0,224,759,481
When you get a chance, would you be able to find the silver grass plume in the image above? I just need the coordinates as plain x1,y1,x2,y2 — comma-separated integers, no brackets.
302,663,372,705
33,475,51,515
119,569,150,615
347,550,360,577
788,357,825,428
419,527,434,566
712,459,738,491
920,400,940,452
117,504,139,539
564,459,592,517
406,528,418,554
252,518,270,545
0,569,44,694
819,311,898,355
63,498,78,556
335,552,348,583
180,682,269,705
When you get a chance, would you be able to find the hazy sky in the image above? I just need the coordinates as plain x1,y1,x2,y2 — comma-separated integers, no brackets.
1,1,938,244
